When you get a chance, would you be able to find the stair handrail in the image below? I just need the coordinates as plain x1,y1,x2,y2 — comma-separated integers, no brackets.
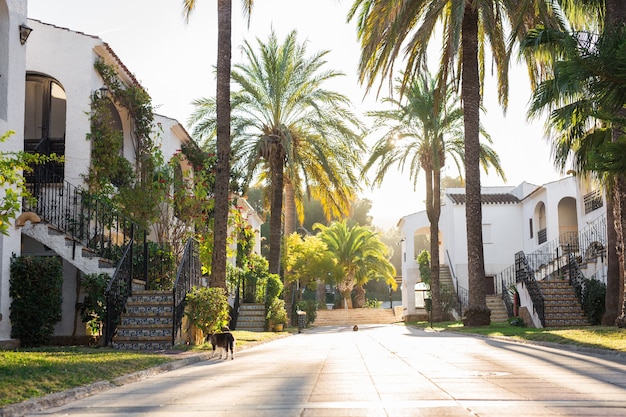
515,251,545,327
494,264,516,317
566,249,586,305
24,165,136,259
445,249,468,316
104,225,135,346
172,237,202,346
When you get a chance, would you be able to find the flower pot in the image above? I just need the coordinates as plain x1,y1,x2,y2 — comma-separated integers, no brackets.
273,323,284,332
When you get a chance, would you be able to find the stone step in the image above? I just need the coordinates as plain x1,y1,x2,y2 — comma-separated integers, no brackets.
313,309,400,326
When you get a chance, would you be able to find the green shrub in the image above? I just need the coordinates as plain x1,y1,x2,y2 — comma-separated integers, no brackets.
364,298,379,308
76,272,109,336
9,255,63,347
582,278,606,325
266,298,288,325
265,273,283,308
417,250,431,286
185,287,230,335
508,316,525,327
295,300,317,325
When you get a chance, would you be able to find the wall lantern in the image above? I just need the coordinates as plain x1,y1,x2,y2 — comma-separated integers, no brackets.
19,24,32,45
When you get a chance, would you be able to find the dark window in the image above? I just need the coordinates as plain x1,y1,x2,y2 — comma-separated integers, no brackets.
24,74,66,181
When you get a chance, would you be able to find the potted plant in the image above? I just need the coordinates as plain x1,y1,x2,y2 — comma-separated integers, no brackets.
267,298,288,331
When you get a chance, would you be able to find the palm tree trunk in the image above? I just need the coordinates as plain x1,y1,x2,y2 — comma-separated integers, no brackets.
461,2,490,326
425,165,442,321
283,181,296,306
284,181,297,238
210,0,232,289
353,285,366,308
268,154,284,276
603,189,620,325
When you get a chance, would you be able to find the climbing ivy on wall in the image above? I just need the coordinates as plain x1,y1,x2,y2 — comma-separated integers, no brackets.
88,58,167,229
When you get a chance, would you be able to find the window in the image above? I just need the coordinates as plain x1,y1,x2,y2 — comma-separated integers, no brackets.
529,218,533,239
24,74,66,181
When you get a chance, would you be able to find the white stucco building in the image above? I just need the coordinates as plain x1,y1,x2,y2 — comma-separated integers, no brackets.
0,1,263,347
398,176,607,321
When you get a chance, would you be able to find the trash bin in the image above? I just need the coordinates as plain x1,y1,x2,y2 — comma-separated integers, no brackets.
297,310,307,333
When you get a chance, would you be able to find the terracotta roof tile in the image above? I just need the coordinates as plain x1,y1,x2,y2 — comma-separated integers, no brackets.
446,193,520,205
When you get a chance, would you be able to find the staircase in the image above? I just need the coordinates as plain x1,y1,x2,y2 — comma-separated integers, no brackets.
440,265,454,291
486,295,509,322
20,220,116,276
313,308,400,326
112,290,174,350
235,303,266,332
538,280,589,327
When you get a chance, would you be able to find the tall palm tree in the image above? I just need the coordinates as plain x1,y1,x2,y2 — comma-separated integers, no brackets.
363,72,505,321
314,221,396,308
182,0,254,289
348,0,562,325
188,30,365,280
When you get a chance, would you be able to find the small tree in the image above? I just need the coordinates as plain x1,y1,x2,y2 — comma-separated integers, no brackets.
185,287,230,336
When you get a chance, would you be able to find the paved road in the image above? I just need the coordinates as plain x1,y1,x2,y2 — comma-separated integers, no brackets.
26,325,626,416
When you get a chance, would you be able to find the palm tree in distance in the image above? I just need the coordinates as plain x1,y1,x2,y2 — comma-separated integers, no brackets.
363,72,505,321
182,0,254,289
188,30,365,284
314,221,396,309
348,0,563,325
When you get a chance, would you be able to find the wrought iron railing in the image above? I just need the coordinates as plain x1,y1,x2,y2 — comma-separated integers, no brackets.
494,264,516,317
515,251,545,327
445,250,467,315
104,226,134,346
584,189,604,214
23,166,135,259
172,237,202,346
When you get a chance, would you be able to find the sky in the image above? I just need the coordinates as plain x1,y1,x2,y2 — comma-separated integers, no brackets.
27,0,563,230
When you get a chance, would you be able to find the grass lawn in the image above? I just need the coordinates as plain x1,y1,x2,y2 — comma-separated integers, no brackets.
0,329,292,408
412,321,626,352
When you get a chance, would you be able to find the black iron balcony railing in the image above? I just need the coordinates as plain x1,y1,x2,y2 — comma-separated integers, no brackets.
23,166,135,259
172,237,202,346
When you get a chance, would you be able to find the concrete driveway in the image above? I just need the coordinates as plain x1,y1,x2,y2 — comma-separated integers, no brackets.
22,325,626,416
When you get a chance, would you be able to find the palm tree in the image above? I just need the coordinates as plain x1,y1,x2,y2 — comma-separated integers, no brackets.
188,30,365,281
522,3,626,325
314,221,396,308
348,0,562,325
182,0,254,289
363,72,505,321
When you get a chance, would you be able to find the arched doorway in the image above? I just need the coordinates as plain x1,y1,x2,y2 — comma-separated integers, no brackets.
24,73,66,181
558,197,578,251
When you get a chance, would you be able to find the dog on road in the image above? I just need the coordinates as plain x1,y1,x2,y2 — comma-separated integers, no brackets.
207,332,235,360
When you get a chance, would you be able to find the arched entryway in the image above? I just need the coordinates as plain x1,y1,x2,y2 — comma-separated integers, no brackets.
24,73,67,181
558,196,578,250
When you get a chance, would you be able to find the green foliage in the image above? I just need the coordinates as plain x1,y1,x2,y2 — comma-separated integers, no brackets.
508,316,526,327
417,250,431,286
295,300,317,325
90,59,166,230
265,273,283,309
284,232,340,292
582,278,606,325
440,285,459,320
76,273,109,336
364,298,380,308
0,131,60,235
184,287,230,335
9,256,63,347
266,298,288,325
139,243,177,291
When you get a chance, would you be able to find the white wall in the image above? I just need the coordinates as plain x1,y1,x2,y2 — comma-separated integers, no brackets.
25,19,101,186
0,0,28,346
